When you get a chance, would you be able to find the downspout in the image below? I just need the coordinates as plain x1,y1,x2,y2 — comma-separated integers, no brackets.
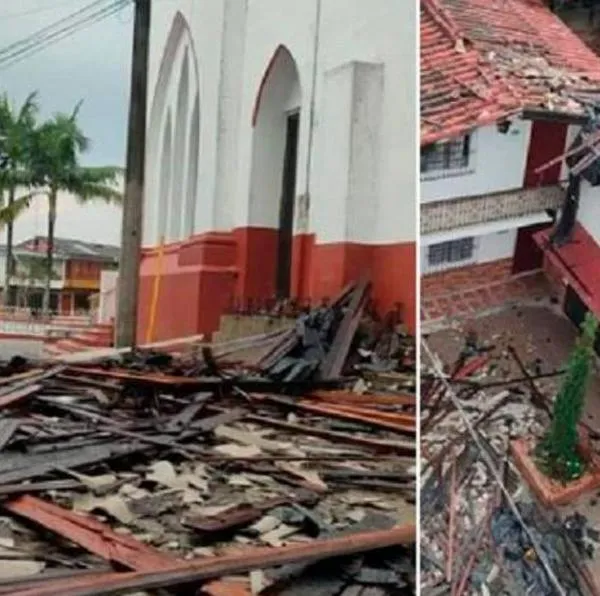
298,0,321,298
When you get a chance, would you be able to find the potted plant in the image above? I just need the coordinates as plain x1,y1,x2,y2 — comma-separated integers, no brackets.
536,312,598,483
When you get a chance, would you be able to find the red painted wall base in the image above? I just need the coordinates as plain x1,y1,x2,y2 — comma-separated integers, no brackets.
137,228,416,342
137,233,238,343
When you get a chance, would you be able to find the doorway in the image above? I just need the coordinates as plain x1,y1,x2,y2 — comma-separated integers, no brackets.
512,223,548,274
276,111,299,298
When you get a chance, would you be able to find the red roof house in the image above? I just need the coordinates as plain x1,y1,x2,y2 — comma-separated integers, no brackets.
421,0,600,145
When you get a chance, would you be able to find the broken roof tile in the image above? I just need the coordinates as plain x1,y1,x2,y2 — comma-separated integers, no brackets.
421,0,600,145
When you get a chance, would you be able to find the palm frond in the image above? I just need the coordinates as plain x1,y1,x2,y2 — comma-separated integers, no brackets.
64,166,122,204
17,92,39,128
5,168,36,187
72,181,123,204
0,192,37,226
0,92,40,177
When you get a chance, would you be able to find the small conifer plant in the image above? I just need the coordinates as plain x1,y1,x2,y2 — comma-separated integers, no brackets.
536,312,598,482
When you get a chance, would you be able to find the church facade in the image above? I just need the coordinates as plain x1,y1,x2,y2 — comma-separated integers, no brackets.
139,0,417,340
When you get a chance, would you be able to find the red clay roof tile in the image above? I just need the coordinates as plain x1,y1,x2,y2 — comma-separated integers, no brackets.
421,0,600,145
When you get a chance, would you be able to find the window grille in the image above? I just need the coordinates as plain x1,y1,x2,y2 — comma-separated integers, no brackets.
421,135,471,173
427,237,475,266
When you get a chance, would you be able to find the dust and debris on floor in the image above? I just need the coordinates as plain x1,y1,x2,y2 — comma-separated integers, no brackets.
420,305,600,596
0,280,416,595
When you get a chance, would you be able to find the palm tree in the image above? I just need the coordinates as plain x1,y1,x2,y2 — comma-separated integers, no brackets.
0,92,40,306
29,102,122,314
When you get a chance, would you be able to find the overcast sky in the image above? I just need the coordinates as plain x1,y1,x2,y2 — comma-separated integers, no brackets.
0,0,134,245
0,0,134,167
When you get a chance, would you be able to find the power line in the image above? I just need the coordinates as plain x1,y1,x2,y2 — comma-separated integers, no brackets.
0,0,120,59
421,338,567,596
0,0,130,71
0,0,90,21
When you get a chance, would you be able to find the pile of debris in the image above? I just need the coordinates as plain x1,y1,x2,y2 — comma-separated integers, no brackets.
0,281,416,595
420,332,599,595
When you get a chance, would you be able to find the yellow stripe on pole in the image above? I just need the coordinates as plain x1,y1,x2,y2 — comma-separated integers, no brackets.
146,236,165,344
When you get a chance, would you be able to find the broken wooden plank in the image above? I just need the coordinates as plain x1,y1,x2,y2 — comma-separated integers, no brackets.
307,390,416,407
0,419,19,451
10,525,416,596
253,394,415,435
0,384,43,410
318,279,371,380
4,495,175,571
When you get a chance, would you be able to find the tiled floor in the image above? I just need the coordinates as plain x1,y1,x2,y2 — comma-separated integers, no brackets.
421,271,553,323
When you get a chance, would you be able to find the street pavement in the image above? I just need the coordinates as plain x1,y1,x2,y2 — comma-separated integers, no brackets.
0,339,44,360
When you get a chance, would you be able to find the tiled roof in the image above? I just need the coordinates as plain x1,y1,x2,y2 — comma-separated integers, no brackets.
421,0,600,145
4,237,120,262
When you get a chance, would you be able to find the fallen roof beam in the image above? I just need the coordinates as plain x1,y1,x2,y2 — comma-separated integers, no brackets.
318,278,371,380
4,495,174,571
10,525,415,596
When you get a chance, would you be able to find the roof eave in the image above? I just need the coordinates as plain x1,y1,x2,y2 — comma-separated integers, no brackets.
521,107,590,126
421,108,522,146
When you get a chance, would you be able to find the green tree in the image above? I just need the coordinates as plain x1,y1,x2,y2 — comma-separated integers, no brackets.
537,312,599,482
0,92,40,306
28,102,122,314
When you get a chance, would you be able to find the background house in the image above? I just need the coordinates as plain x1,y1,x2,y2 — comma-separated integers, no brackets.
0,237,119,314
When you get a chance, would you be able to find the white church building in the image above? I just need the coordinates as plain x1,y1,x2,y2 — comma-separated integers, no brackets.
138,0,417,340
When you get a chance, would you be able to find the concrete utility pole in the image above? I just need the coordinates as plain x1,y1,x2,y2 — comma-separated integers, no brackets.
115,0,151,348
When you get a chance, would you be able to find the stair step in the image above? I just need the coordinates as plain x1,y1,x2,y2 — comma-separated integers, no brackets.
75,332,112,344
52,340,86,353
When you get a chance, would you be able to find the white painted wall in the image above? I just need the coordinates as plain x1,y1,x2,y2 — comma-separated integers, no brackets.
421,228,517,275
421,121,532,204
560,124,580,182
98,269,118,324
561,125,600,246
478,229,517,263
145,0,224,243
144,0,416,246
579,179,600,245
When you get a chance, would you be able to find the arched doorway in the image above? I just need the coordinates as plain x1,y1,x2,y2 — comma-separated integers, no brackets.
250,46,302,299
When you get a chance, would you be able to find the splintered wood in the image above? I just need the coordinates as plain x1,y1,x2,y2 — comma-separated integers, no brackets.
0,281,416,594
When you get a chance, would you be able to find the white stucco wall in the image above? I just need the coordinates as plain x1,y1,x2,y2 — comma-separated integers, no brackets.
560,125,580,182
561,125,600,246
579,180,600,245
144,0,416,247
421,230,516,276
98,269,118,324
477,229,517,263
421,121,532,204
145,0,224,243
420,213,553,276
